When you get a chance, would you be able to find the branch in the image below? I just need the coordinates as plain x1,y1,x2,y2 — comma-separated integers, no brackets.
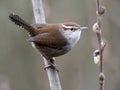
31,0,62,90
93,0,106,90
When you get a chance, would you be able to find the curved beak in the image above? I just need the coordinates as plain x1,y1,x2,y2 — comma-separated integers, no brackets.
80,27,88,30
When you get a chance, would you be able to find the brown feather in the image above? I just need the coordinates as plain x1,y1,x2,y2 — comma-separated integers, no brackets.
29,24,68,49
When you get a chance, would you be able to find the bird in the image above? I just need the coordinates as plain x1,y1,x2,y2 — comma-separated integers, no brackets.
9,13,88,68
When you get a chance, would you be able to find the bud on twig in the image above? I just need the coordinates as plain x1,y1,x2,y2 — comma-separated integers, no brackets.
99,72,105,84
97,6,106,15
93,49,100,65
101,39,107,52
93,22,101,34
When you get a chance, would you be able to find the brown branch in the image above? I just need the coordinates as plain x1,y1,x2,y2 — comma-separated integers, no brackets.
93,0,106,90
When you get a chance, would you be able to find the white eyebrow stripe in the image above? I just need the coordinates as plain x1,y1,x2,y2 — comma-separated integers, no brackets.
62,24,78,29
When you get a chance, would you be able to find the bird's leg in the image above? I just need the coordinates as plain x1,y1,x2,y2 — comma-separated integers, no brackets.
44,58,58,71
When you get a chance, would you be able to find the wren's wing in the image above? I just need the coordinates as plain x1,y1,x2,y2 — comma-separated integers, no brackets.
28,32,67,50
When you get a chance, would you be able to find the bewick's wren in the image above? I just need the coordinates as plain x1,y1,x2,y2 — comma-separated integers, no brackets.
9,13,87,67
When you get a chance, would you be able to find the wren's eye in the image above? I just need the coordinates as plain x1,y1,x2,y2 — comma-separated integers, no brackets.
70,28,76,31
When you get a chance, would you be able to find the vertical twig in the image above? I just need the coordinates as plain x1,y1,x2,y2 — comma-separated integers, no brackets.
31,0,62,90
93,0,106,90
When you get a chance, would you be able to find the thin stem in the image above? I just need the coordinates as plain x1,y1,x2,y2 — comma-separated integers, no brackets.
96,33,102,72
96,0,103,73
96,0,100,14
94,0,106,90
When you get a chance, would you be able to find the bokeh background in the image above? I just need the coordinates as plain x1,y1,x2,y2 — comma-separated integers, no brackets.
0,0,120,90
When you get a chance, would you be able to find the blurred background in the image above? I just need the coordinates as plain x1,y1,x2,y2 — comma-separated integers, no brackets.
0,0,120,90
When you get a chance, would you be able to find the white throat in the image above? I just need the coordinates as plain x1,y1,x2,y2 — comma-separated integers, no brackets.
63,29,81,48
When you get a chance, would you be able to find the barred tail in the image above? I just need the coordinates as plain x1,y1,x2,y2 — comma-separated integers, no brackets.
9,13,35,35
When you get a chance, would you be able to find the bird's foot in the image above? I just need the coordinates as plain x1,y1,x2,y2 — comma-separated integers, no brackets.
44,64,59,72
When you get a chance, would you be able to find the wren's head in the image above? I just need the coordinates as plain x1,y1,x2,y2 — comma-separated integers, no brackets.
61,22,84,48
